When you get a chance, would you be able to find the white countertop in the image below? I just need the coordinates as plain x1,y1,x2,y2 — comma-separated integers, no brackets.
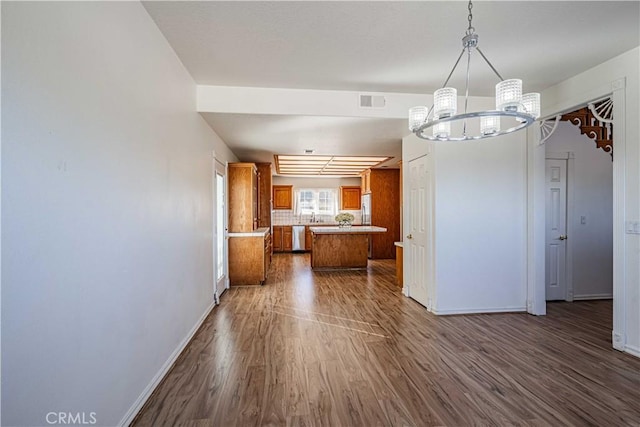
228,227,270,237
273,222,363,226
310,226,387,234
394,241,404,248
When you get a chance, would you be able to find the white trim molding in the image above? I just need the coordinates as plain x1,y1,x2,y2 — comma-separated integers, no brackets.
433,306,527,315
610,78,626,353
624,344,640,358
573,293,613,301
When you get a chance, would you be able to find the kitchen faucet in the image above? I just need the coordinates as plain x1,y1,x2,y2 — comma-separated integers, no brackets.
311,212,316,223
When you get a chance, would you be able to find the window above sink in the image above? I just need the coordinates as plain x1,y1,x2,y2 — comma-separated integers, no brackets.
295,188,337,216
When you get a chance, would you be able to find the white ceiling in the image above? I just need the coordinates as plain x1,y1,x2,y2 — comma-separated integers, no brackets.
200,113,406,164
143,1,640,169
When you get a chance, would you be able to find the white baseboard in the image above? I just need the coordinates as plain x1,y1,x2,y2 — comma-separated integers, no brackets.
118,300,217,426
624,344,640,358
432,306,527,315
573,293,613,301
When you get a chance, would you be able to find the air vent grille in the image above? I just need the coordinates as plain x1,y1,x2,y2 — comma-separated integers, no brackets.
359,94,386,109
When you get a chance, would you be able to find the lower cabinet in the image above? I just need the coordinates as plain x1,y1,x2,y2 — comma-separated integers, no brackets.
273,226,283,252
264,233,272,274
305,226,312,251
283,226,293,252
395,243,403,287
229,232,270,285
273,225,293,252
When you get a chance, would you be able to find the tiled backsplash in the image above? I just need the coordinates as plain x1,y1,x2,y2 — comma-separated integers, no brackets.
272,210,362,225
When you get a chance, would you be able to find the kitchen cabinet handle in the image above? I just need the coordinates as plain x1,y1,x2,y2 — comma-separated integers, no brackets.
406,234,413,239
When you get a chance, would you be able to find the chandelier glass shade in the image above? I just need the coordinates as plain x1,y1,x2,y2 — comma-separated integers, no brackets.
409,1,540,141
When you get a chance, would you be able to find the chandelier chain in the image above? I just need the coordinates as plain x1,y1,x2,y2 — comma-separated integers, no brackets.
467,0,475,35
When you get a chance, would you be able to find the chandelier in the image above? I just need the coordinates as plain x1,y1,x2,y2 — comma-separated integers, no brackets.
409,0,540,141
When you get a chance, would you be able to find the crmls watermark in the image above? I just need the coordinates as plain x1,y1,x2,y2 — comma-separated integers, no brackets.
45,412,97,425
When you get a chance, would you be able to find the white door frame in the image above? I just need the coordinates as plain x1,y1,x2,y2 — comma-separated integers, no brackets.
527,78,626,352
213,154,229,304
545,152,575,302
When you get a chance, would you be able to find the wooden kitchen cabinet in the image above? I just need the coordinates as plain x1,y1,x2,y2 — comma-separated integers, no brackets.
304,225,332,252
361,169,371,194
340,186,361,210
229,231,271,285
264,232,272,274
304,226,312,251
283,226,293,252
273,185,293,210
395,243,403,287
228,163,258,232
256,163,272,228
272,225,293,252
362,168,400,259
272,226,283,252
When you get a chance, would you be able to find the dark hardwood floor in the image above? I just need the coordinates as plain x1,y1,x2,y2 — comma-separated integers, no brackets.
133,253,640,426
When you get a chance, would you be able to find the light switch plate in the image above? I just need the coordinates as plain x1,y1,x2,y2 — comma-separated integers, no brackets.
625,221,640,234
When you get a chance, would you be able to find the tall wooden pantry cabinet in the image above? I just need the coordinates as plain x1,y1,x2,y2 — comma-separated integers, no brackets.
361,169,400,259
227,163,272,285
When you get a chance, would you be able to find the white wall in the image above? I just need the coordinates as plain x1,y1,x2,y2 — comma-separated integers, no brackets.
273,176,361,188
432,131,527,313
546,123,613,299
540,47,639,356
402,105,528,314
2,2,237,426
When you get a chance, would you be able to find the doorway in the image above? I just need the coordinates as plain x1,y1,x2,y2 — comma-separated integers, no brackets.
529,83,624,352
544,124,614,304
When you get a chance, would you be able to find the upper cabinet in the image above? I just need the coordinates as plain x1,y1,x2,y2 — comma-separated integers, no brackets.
228,163,258,232
361,169,371,194
256,163,272,228
340,186,361,210
273,185,293,210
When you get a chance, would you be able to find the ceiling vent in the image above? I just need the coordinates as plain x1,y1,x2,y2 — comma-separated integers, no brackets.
359,94,386,109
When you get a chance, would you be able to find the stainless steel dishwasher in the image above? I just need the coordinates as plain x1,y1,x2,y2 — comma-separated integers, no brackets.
292,225,306,251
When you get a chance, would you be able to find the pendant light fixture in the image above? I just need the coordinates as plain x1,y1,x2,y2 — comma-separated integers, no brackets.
409,0,540,141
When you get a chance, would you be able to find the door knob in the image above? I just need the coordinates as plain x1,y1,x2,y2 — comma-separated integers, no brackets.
558,235,567,240
406,234,413,239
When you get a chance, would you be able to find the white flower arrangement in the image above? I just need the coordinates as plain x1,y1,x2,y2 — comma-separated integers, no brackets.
335,212,355,227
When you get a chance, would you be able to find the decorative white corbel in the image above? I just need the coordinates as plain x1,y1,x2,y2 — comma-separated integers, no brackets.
588,97,613,124
538,115,561,145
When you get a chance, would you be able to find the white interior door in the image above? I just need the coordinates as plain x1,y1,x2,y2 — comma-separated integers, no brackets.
407,154,432,309
545,159,568,301
214,163,228,301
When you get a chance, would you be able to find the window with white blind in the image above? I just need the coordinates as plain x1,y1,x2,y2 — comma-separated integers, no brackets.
294,189,337,216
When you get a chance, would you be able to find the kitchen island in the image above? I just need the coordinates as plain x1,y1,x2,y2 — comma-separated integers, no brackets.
310,226,387,269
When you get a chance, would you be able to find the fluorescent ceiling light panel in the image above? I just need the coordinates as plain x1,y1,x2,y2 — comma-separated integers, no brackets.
274,155,391,176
